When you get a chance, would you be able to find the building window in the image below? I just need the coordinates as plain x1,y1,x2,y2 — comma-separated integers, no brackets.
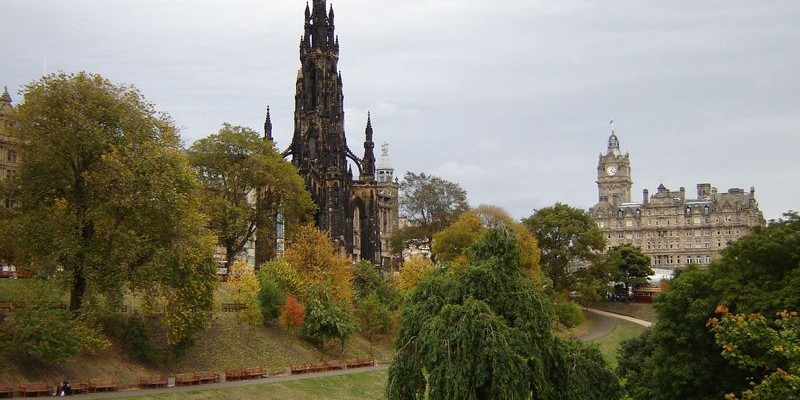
705,256,712,264
7,150,16,163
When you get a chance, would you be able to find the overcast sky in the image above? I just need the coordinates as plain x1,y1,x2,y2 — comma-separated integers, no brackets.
3,0,798,221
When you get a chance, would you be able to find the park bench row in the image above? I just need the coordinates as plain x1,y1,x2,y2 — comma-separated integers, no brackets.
0,379,118,397
290,358,375,375
0,361,370,398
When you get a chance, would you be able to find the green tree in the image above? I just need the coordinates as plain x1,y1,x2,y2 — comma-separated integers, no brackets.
302,299,354,351
0,280,110,363
522,203,606,291
352,260,393,301
0,72,217,340
617,328,657,400
387,226,621,400
188,124,314,268
618,212,800,399
259,258,303,299
355,293,391,343
708,309,800,399
257,279,286,323
603,244,653,296
394,172,469,256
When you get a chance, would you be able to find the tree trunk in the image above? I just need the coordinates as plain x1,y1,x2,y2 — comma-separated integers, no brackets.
226,243,237,270
70,266,86,315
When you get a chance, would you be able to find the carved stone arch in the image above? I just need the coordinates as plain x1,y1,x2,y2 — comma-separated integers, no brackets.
349,196,368,261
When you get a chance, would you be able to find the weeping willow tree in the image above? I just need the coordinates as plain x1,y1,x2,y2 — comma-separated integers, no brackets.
387,226,621,400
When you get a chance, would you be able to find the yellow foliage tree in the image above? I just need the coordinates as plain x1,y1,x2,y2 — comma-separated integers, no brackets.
228,261,263,326
283,225,354,305
432,205,542,283
396,256,436,294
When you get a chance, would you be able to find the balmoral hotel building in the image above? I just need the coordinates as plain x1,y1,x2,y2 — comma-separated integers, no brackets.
589,128,765,270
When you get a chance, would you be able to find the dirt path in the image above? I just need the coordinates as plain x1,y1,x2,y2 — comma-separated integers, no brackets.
71,365,389,399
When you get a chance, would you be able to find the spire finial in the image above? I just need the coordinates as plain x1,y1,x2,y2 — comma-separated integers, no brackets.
0,86,11,103
364,112,373,140
264,105,273,141
607,119,620,154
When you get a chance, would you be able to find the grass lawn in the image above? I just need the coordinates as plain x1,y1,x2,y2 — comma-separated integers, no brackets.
588,319,646,369
0,278,64,302
114,370,388,400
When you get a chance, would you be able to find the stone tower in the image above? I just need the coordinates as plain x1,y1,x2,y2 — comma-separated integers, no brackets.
596,123,632,206
279,0,384,264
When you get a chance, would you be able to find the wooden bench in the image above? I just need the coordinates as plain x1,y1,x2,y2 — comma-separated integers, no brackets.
290,364,310,374
224,369,245,381
18,382,51,397
68,380,88,395
175,373,199,386
195,371,219,384
138,375,168,389
309,362,328,373
242,367,267,379
89,378,118,392
326,360,344,371
221,303,247,312
346,358,375,369
0,383,13,398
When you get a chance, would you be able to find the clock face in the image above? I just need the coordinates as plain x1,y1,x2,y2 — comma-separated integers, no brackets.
606,165,618,176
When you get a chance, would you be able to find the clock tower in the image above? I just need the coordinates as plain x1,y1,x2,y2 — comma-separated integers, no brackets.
596,124,632,206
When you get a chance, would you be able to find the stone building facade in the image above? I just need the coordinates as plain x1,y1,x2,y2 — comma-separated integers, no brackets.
0,87,20,205
1,86,19,272
589,128,765,270
269,0,399,267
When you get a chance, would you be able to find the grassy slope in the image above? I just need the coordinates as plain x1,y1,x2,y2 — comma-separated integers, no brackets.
588,319,646,369
0,312,394,387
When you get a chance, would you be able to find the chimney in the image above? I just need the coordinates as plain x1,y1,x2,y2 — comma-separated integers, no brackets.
697,183,711,199
643,189,649,205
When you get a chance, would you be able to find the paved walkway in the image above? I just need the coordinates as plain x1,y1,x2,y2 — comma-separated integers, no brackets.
577,308,653,341
72,365,389,399
583,307,653,327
